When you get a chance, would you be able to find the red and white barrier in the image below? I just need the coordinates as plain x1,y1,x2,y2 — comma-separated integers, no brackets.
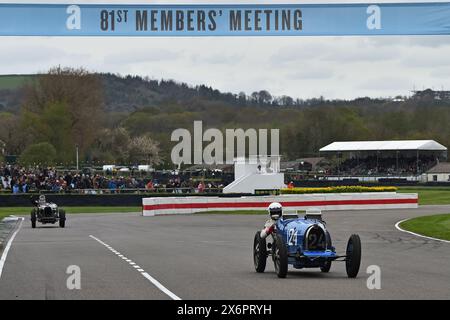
142,192,418,216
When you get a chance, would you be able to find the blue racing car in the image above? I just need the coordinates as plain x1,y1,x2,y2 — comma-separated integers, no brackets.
253,203,361,278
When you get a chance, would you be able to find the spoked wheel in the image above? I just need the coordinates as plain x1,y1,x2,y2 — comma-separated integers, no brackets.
272,234,288,278
31,209,36,229
320,231,332,273
253,231,267,273
59,209,66,228
345,234,362,278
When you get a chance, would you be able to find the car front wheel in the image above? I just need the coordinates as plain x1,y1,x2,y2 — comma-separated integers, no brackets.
321,231,332,273
273,234,288,278
345,234,361,278
31,209,36,229
253,231,267,273
59,209,66,228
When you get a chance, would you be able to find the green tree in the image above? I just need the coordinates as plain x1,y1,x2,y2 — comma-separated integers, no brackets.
91,127,136,164
41,102,73,162
0,112,24,155
20,102,73,163
127,134,162,166
22,66,104,158
19,142,57,166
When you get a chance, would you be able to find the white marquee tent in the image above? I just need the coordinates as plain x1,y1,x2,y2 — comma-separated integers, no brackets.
320,140,447,153
319,140,448,175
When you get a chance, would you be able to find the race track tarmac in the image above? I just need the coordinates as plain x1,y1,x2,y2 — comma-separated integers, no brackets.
1,205,449,300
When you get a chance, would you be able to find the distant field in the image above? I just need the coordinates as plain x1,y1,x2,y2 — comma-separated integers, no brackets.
398,187,450,205
0,75,33,90
400,213,450,241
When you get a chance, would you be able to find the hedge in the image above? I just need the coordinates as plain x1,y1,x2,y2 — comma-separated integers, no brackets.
280,186,398,194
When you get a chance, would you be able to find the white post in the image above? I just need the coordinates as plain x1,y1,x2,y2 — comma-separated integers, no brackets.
76,145,79,171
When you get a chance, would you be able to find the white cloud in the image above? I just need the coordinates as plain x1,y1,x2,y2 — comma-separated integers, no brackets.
287,66,334,80
104,48,181,64
429,67,450,79
357,76,413,92
400,49,450,68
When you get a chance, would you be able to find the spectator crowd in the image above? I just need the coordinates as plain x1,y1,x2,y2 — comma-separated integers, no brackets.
2,155,440,195
331,155,438,176
0,165,225,194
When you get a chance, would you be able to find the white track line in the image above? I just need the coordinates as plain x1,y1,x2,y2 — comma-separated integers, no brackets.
395,219,450,243
0,217,24,279
89,235,181,300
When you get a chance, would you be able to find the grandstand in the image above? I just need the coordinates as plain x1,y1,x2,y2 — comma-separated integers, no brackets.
319,140,447,182
280,157,325,172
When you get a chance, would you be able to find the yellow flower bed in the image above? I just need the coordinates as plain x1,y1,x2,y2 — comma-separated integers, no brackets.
280,186,398,194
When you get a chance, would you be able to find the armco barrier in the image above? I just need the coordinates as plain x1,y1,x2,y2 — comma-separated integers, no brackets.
142,192,418,216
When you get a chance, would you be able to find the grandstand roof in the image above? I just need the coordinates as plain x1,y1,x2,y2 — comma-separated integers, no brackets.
320,140,447,152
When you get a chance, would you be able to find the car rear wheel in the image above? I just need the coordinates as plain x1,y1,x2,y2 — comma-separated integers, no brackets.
31,209,36,229
59,209,66,228
320,231,332,273
273,234,288,278
345,234,361,278
253,231,267,273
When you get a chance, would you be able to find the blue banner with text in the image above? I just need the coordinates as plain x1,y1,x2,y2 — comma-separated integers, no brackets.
1,2,450,36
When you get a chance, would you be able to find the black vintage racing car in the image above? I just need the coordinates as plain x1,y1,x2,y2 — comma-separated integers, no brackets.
30,195,66,228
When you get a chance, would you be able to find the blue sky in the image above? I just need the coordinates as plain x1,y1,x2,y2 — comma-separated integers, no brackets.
1,0,449,99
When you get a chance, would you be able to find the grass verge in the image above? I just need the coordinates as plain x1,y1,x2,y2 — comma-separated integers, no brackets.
0,206,141,220
399,213,450,241
398,187,450,205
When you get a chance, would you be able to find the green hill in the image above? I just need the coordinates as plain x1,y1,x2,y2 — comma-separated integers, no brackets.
0,73,253,112
0,75,34,90
0,71,449,163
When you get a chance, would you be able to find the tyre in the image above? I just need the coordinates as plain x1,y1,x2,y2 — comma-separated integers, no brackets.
320,231,332,273
59,209,66,228
273,234,288,278
345,234,361,278
253,231,267,273
31,209,36,229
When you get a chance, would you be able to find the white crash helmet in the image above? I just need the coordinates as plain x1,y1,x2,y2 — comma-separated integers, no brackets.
38,195,46,204
268,202,282,220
